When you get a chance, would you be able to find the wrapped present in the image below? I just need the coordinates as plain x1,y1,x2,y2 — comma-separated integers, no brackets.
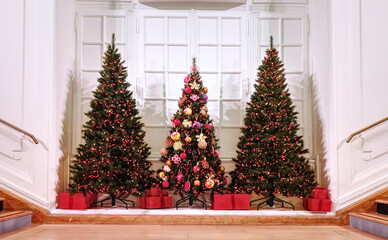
303,197,309,209
311,187,327,199
149,187,161,197
140,187,172,209
71,193,96,210
58,192,72,209
162,196,172,208
212,194,233,210
307,198,331,212
145,196,162,209
232,194,250,210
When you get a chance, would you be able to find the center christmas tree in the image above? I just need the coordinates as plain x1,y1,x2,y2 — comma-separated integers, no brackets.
157,58,227,209
229,37,316,210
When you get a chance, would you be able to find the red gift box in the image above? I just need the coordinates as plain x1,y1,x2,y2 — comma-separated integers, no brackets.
232,194,250,210
307,198,331,212
145,196,162,209
71,193,95,209
58,192,72,209
212,194,233,210
303,197,309,209
140,187,172,209
162,196,172,208
311,187,327,199
149,188,161,197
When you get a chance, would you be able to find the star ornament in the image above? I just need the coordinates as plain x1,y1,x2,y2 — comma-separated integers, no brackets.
189,81,200,90
196,133,207,141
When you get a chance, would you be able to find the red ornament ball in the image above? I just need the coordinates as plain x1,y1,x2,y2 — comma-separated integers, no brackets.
173,119,181,126
180,152,187,159
185,87,192,94
162,180,169,188
193,166,199,173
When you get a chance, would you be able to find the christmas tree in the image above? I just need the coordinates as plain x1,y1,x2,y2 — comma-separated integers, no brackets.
229,37,316,210
157,58,227,209
69,34,153,208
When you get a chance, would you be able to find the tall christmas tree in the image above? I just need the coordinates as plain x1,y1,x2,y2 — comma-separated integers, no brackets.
69,34,153,208
229,37,316,210
157,58,227,209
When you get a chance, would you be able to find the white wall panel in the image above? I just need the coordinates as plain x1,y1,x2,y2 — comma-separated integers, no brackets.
145,73,164,98
82,45,102,69
221,18,240,44
198,18,218,43
0,0,24,125
145,17,164,43
82,17,103,42
145,46,164,70
106,17,126,42
198,46,218,71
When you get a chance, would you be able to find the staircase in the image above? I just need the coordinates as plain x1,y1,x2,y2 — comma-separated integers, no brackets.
0,197,32,234
350,198,388,238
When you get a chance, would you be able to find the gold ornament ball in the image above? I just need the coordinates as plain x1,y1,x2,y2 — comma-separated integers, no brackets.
170,116,175,122
170,132,181,141
185,136,192,143
166,160,172,166
194,180,201,186
158,172,165,179
198,140,207,149
160,148,168,156
220,166,225,172
205,179,214,188
203,87,208,93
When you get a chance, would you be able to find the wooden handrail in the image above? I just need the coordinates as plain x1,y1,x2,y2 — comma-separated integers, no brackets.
346,116,388,143
0,118,39,144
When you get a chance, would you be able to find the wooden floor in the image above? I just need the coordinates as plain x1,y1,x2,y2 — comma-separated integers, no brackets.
0,224,385,240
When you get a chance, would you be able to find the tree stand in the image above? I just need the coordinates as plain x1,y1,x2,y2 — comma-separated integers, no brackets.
92,194,135,210
176,195,207,210
250,193,295,210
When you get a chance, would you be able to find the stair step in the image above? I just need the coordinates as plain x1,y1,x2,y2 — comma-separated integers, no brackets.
0,211,32,234
350,212,388,239
0,197,4,211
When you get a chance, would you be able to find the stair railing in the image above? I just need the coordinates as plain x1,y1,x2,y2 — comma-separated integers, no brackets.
0,118,39,144
346,116,388,143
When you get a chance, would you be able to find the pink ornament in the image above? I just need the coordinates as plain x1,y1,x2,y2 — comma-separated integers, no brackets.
190,95,199,101
184,76,190,84
184,181,190,191
205,123,213,130
215,151,220,157
192,121,201,129
193,166,199,173
180,152,187,159
173,119,181,126
162,180,169,188
172,155,181,164
185,87,192,94
177,174,184,182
